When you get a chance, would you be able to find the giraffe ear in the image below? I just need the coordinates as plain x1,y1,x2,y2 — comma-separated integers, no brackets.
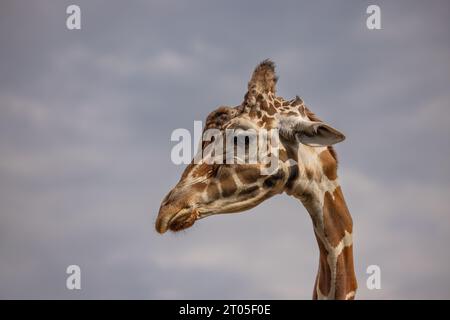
279,117,346,147
244,59,278,107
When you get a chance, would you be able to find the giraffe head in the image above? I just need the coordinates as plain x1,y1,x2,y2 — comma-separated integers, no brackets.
155,60,345,233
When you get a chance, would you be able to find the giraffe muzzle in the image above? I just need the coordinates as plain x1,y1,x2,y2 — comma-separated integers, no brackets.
155,205,199,234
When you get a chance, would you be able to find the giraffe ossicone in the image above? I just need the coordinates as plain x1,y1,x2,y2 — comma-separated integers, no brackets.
155,60,357,300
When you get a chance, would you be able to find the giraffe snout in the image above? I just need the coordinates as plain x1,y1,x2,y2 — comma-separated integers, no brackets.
155,190,198,234
155,206,172,234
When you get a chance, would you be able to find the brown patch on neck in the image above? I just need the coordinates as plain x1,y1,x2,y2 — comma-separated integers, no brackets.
315,232,332,297
334,245,357,299
322,187,353,247
319,150,338,180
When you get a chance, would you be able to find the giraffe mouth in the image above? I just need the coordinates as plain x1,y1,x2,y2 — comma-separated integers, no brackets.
166,207,199,232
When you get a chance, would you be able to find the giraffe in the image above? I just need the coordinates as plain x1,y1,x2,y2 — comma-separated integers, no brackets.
155,60,357,300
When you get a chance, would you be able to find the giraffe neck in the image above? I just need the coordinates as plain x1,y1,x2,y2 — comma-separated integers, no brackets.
287,160,357,299
300,182,357,300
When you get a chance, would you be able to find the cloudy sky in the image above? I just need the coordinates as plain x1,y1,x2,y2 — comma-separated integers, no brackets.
1,0,450,299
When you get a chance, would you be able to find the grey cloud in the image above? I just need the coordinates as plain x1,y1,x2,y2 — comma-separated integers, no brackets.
1,0,450,299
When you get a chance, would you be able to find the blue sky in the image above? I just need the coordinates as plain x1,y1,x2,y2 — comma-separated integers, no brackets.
1,0,450,299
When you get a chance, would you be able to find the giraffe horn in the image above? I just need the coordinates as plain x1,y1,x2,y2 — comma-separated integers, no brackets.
248,59,278,95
